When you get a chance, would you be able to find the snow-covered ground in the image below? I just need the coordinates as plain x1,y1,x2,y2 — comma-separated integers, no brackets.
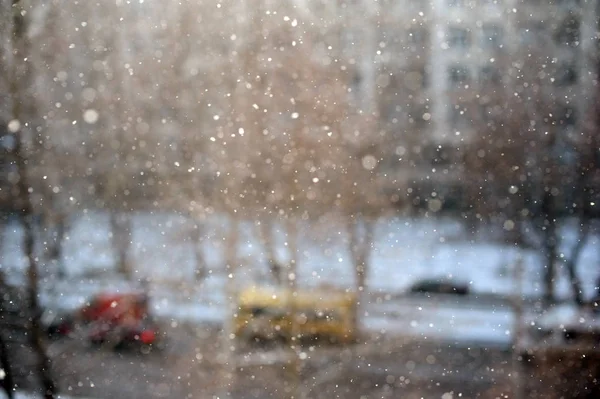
1,212,598,346
2,212,598,296
364,298,515,347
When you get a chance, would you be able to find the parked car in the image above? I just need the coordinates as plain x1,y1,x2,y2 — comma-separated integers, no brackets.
517,304,600,357
235,285,357,344
44,291,162,351
409,278,470,296
42,309,76,338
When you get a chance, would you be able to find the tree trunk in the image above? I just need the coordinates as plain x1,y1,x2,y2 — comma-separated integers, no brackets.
11,177,57,399
110,212,132,279
46,215,67,278
562,157,595,307
348,218,362,291
218,216,239,399
10,1,57,397
0,217,5,265
464,212,480,238
505,221,526,247
563,222,590,306
21,215,57,399
191,222,207,282
285,217,300,399
542,242,557,305
348,216,375,311
541,192,557,306
511,252,525,399
0,332,14,399
258,218,282,285
0,271,15,399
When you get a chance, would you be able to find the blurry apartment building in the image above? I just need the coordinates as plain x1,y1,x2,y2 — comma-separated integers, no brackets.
337,0,599,203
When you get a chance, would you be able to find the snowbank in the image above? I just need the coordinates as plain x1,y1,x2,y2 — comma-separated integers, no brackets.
3,212,595,299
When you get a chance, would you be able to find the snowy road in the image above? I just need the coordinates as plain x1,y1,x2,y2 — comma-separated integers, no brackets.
39,275,519,349
47,322,512,399
362,294,516,348
147,292,518,349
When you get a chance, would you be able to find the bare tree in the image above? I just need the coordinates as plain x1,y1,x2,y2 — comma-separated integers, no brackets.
463,30,599,305
7,0,56,396
0,333,14,399
0,271,15,399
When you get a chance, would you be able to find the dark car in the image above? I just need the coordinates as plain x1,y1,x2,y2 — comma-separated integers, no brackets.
42,309,76,338
409,278,470,296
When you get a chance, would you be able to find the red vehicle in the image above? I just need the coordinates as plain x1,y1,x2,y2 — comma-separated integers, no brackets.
46,291,161,351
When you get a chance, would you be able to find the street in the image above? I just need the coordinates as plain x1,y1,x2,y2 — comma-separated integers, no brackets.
45,294,518,399
363,293,517,349
48,324,513,399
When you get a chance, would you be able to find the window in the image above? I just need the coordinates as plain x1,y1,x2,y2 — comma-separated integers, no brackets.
479,103,502,122
0,133,16,152
554,63,578,85
350,71,362,95
479,65,501,84
450,105,470,129
405,66,428,89
481,25,503,48
448,65,470,86
407,27,427,48
555,0,581,7
520,22,545,45
408,105,429,127
379,27,402,53
554,16,580,47
447,27,470,49
342,28,362,50
447,0,464,6
309,310,339,322
421,67,429,88
555,105,577,126
424,144,456,166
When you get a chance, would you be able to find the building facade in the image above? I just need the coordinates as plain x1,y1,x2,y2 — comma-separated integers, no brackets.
334,0,598,204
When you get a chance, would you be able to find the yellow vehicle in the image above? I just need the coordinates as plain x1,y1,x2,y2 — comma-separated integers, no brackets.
234,285,357,344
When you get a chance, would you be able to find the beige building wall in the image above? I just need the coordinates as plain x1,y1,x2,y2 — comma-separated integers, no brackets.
328,0,597,200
